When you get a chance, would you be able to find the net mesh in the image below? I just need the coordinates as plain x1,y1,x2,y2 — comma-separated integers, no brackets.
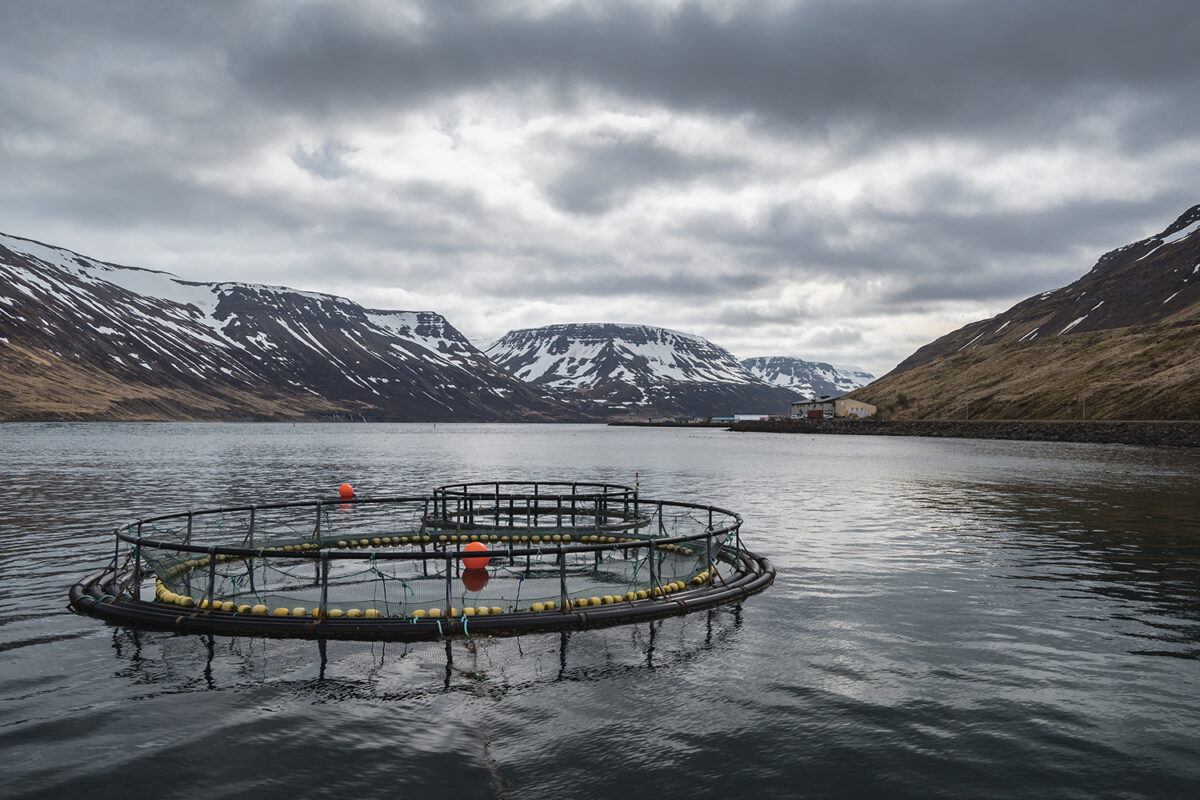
135,484,737,621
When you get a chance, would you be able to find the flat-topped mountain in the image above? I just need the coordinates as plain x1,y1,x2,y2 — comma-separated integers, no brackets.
853,204,1200,420
0,232,581,421
741,356,874,398
486,323,799,418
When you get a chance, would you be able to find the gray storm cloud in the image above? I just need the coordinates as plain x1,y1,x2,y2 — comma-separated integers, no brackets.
1,0,1197,375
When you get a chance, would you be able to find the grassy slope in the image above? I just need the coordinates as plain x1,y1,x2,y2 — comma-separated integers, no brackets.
0,344,347,421
850,318,1200,420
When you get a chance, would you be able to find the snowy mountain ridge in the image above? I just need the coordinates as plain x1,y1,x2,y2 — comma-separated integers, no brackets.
887,203,1200,375
0,231,575,421
853,203,1200,420
486,322,799,417
741,356,875,398
487,322,759,392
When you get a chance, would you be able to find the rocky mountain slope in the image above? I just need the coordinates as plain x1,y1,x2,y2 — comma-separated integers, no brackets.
741,356,874,398
852,204,1200,420
486,323,799,418
0,232,582,421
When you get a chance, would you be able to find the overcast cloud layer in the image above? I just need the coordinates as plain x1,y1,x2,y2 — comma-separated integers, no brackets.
2,0,1197,375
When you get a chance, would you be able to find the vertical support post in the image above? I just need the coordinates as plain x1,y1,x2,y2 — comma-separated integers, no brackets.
556,496,562,528
319,552,330,618
648,540,658,595
113,527,121,572
445,553,453,617
131,541,141,600
205,546,217,610
559,545,568,611
494,484,500,526
185,511,193,545
706,528,714,586
248,506,256,548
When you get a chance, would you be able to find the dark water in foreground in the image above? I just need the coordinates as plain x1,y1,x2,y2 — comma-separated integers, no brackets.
1,423,1198,799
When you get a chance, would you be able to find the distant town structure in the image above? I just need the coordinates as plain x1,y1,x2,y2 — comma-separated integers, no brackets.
791,395,878,420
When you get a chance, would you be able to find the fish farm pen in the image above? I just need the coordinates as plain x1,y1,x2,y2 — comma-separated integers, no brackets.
69,481,775,640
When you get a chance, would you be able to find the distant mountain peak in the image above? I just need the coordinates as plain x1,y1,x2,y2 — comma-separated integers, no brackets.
487,322,798,417
741,356,875,397
888,202,1200,376
0,231,580,421
853,203,1200,421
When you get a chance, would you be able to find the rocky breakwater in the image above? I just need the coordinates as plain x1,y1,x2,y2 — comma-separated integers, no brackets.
729,419,1200,448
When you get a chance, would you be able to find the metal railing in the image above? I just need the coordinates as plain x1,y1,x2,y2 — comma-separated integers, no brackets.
100,486,743,620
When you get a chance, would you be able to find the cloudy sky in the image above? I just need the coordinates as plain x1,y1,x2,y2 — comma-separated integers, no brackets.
2,0,1197,376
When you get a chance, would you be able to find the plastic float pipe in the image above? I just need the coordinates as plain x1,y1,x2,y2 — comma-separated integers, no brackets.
66,553,774,642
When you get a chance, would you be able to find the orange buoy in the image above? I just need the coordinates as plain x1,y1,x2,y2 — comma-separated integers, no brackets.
461,568,489,593
461,541,490,570
338,483,355,499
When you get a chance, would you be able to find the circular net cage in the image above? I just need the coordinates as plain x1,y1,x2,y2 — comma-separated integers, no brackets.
70,481,775,641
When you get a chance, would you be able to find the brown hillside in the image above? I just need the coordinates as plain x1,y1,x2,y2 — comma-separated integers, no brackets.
851,318,1200,421
889,204,1200,375
0,343,346,421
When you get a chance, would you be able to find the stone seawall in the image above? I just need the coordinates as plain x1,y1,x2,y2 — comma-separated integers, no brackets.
729,419,1200,448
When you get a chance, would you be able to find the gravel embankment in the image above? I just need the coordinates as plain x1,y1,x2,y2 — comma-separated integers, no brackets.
729,419,1200,448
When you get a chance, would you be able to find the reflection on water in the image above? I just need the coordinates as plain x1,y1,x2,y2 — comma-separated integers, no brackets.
105,608,740,701
2,423,1199,799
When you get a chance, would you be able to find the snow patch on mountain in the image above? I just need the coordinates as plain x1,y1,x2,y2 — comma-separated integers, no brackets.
486,323,798,417
487,323,759,394
741,356,875,398
0,231,571,421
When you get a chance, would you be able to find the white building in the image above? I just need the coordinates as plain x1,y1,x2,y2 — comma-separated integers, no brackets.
790,395,877,419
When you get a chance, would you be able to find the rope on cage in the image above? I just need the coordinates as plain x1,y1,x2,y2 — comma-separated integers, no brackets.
513,572,525,609
369,552,390,612
398,577,414,616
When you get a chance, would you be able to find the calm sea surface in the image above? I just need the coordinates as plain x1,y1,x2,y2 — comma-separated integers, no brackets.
1,423,1198,799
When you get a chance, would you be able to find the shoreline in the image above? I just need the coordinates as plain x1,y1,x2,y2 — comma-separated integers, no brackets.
607,421,732,428
728,418,1200,448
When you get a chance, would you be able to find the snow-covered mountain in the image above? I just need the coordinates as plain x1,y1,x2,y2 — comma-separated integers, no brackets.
741,356,874,398
854,203,1200,420
0,232,580,421
485,323,799,417
889,204,1200,375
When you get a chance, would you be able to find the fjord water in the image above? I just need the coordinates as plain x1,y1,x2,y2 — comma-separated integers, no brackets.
1,424,1198,799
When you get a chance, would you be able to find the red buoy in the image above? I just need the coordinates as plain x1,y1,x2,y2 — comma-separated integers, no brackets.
338,483,355,499
461,541,490,570
461,568,489,593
